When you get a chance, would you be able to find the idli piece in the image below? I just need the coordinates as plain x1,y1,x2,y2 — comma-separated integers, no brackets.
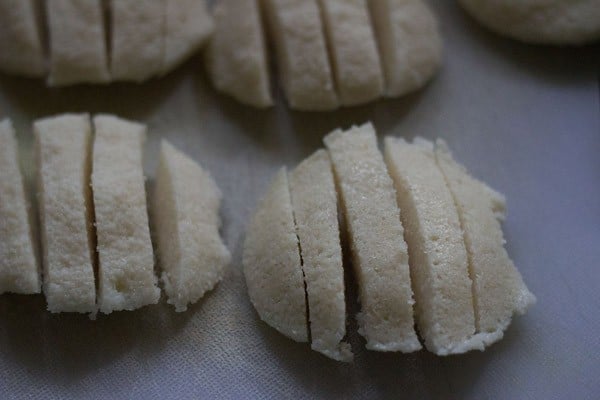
0,119,40,295
243,169,308,342
324,123,421,352
263,0,338,110
435,139,536,344
385,137,482,355
92,115,160,313
318,0,384,106
369,0,442,97
46,0,111,86
459,0,600,45
0,0,46,77
289,150,353,362
110,0,164,82
162,0,214,73
34,114,96,313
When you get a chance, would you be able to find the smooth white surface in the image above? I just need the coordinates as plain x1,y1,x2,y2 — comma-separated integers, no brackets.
0,1,598,398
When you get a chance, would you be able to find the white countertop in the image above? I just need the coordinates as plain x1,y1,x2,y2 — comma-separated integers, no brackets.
0,1,598,398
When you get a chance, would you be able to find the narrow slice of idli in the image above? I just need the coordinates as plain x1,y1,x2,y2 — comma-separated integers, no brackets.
243,168,308,342
368,0,442,97
153,140,230,312
110,0,164,82
46,0,110,86
0,119,40,295
263,0,338,111
92,115,160,313
318,0,384,106
34,114,96,313
435,140,535,345
289,150,353,362
384,137,482,355
162,0,214,74
0,0,46,77
324,123,421,352
206,0,273,108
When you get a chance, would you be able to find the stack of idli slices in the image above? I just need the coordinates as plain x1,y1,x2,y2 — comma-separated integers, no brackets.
0,0,443,110
0,0,213,85
0,115,230,316
243,123,535,362
206,0,442,110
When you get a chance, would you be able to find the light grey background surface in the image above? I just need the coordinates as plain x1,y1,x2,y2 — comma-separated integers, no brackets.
1,1,599,399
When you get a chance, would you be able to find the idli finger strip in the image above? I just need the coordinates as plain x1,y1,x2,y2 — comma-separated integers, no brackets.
92,115,160,313
0,119,40,295
110,0,165,82
289,150,353,362
368,0,442,97
0,0,46,77
34,114,96,313
206,0,273,108
324,123,421,352
262,0,338,111
384,137,480,355
243,168,308,342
